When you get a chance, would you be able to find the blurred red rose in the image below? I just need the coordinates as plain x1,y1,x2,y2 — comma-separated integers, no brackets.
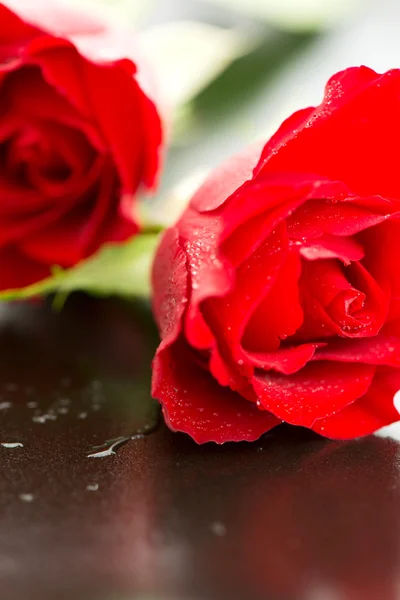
0,1,162,290
152,66,400,444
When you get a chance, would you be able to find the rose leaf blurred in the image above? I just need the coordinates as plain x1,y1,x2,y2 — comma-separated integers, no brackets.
0,234,160,303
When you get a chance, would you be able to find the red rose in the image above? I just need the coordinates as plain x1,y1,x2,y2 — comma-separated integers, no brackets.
152,66,400,444
0,1,162,290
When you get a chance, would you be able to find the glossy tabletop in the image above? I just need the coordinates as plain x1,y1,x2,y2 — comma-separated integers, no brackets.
0,295,399,600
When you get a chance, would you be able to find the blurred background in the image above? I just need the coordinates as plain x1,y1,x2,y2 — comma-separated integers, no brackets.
63,0,397,225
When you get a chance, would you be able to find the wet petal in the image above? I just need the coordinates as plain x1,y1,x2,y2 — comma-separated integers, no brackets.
312,367,400,438
203,224,289,357
257,66,400,199
299,233,364,264
313,335,400,367
152,227,188,351
242,250,303,352
253,362,375,427
244,343,322,375
152,339,280,444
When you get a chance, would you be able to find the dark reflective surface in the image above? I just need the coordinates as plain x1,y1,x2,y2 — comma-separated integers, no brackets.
0,296,400,600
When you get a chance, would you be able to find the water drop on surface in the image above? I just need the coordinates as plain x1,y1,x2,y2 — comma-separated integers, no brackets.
87,436,131,458
210,521,227,537
1,442,23,448
78,412,88,419
86,483,99,492
19,493,34,503
32,414,57,424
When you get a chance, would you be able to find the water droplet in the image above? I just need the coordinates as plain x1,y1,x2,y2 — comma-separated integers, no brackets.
86,483,99,492
1,442,23,448
238,359,244,366
78,412,88,419
0,402,11,410
19,493,34,503
87,436,131,458
210,521,227,536
32,414,57,424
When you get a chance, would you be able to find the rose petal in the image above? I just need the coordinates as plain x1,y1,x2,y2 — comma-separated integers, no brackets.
203,224,289,357
180,208,231,350
244,343,322,375
219,176,349,249
242,249,303,352
190,141,265,213
152,227,188,351
152,339,280,444
28,41,161,194
312,367,400,438
0,245,48,290
286,198,395,240
298,259,388,339
256,66,400,199
299,234,364,264
252,362,375,427
21,162,133,265
0,156,103,247
221,197,300,268
2,65,104,151
294,288,343,340
313,335,400,367
0,4,40,59
360,219,400,321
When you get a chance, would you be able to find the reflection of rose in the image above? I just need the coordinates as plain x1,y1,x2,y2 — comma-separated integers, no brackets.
236,437,400,600
152,67,400,444
0,2,162,290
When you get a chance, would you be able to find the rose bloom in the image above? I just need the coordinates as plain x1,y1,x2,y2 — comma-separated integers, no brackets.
0,1,162,290
152,66,400,444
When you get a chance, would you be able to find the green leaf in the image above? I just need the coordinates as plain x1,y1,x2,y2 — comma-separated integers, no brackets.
0,234,160,303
